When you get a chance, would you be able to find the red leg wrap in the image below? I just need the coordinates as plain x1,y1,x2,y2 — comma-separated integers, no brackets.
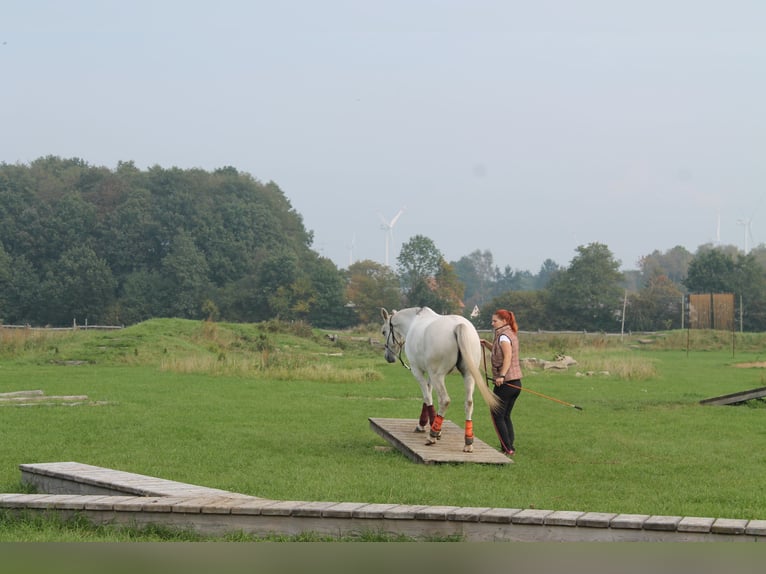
419,403,429,427
427,405,436,426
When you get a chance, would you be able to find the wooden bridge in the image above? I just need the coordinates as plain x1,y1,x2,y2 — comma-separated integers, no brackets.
369,417,511,465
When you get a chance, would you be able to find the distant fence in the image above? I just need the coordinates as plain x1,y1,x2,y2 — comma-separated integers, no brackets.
0,323,123,332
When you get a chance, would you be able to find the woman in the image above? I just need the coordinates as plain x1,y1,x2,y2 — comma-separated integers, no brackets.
481,309,523,458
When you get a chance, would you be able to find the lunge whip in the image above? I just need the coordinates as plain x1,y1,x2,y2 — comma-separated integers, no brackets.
481,347,583,411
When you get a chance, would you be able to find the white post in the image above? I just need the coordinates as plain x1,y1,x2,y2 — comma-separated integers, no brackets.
620,289,627,339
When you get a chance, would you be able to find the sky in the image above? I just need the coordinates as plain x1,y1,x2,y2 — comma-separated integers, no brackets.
2,1,765,272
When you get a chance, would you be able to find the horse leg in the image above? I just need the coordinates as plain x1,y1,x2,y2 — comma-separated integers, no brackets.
426,378,450,445
463,376,476,452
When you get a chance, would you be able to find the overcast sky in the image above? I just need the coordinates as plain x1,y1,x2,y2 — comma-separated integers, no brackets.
3,1,764,272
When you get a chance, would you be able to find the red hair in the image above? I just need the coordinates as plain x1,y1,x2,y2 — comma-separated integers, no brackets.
494,309,518,333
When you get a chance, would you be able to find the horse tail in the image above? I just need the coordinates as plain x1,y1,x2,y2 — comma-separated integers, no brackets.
456,323,502,414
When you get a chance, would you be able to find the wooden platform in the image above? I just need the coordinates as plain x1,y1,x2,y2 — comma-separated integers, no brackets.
369,418,511,465
700,386,766,406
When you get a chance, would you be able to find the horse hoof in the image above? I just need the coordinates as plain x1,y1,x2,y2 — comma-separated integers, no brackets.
463,444,474,453
425,438,437,446
414,426,426,433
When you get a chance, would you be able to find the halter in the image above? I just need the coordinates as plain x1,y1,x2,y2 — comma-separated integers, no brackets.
385,317,410,370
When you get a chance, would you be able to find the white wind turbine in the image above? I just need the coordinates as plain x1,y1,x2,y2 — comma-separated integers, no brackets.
379,206,405,267
737,217,754,254
739,194,765,254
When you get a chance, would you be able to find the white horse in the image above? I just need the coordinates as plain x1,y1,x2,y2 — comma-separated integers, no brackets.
380,306,501,452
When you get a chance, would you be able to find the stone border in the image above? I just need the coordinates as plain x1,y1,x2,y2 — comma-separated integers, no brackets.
2,462,765,542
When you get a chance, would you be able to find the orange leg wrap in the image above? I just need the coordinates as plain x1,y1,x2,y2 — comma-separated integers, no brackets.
429,414,444,441
464,420,474,438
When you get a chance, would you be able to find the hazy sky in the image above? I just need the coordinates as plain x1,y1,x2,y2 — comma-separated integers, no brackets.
3,1,764,272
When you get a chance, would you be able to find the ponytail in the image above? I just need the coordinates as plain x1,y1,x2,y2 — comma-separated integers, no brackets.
495,309,519,333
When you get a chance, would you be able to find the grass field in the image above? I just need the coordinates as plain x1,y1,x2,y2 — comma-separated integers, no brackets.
2,320,766,541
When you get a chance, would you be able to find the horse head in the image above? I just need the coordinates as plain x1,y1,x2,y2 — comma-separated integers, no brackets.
380,307,403,364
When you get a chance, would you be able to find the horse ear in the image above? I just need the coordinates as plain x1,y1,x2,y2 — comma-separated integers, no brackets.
381,308,389,320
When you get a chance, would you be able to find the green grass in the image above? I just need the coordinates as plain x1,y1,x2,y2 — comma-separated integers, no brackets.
2,320,766,541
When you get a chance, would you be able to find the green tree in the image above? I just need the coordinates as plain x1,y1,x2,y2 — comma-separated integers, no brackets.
345,259,402,324
733,253,766,331
254,250,300,321
117,270,168,324
453,250,496,311
0,243,10,321
626,272,683,331
480,290,549,331
547,243,624,331
638,245,693,286
306,257,353,328
495,265,535,293
0,157,352,327
682,249,735,293
396,235,444,308
105,187,161,275
535,258,562,289
160,231,212,319
5,255,40,324
685,249,766,331
430,259,465,314
38,246,117,325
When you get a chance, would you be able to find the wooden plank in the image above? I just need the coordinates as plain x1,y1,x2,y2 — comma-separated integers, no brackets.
0,390,45,398
700,386,766,406
369,418,511,465
0,395,89,403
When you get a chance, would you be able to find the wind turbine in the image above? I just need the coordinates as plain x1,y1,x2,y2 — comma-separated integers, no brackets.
737,217,754,254
715,212,721,245
379,206,405,267
738,193,766,254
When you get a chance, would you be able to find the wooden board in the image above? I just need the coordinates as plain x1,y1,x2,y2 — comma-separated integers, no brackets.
369,417,511,465
699,386,766,406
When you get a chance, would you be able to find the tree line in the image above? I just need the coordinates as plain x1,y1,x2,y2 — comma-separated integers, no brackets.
2,157,766,332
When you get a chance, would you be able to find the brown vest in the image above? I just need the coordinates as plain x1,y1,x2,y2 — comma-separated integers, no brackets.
491,325,523,381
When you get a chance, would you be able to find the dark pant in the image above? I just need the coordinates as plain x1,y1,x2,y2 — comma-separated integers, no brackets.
492,379,521,453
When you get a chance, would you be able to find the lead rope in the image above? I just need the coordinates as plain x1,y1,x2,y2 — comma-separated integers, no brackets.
387,318,411,370
481,345,492,386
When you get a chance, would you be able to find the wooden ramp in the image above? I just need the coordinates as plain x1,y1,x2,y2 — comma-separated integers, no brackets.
369,418,511,465
700,386,766,406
